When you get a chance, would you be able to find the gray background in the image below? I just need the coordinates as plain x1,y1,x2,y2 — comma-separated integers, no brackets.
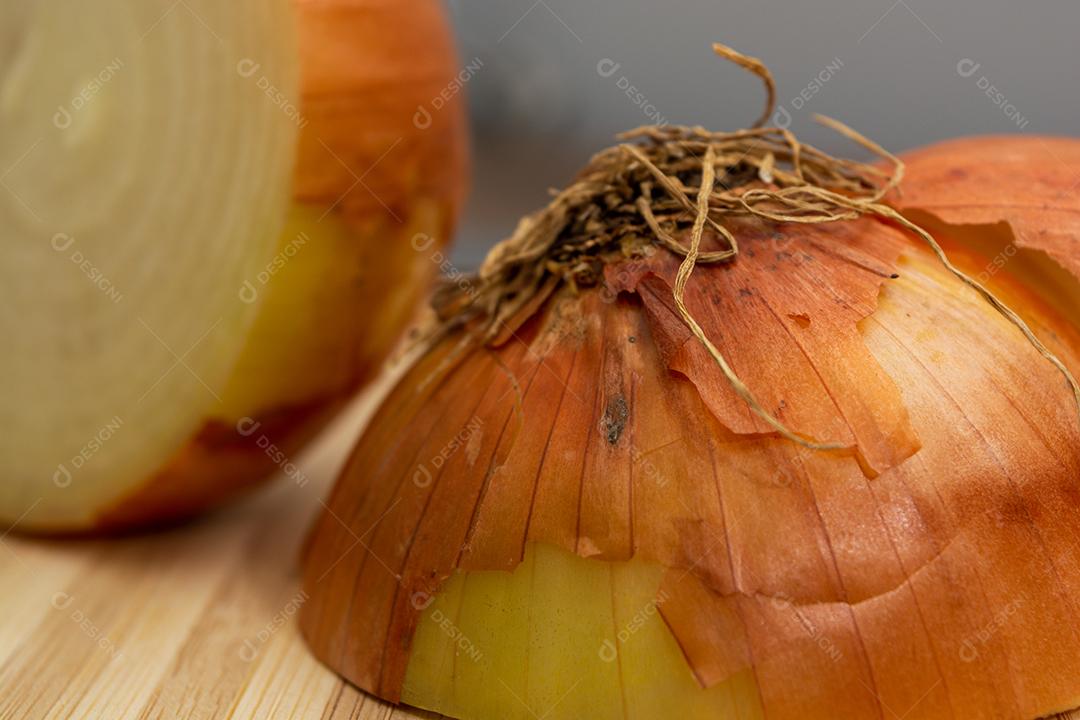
444,0,1079,267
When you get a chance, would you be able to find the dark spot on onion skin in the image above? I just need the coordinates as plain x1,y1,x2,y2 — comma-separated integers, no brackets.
602,396,629,445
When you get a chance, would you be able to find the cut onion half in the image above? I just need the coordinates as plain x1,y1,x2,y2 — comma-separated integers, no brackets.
298,128,1080,718
0,0,468,531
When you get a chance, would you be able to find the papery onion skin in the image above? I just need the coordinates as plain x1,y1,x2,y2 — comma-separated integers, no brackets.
299,204,1080,719
892,135,1080,285
15,0,468,533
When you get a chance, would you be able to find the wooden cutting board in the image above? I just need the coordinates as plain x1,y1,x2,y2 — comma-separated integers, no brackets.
0,373,432,720
0,371,1076,720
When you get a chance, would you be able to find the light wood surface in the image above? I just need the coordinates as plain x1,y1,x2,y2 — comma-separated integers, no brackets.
0,374,432,720
1,371,1077,720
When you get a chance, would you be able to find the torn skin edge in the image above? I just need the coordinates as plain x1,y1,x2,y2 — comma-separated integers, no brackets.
897,207,1080,341
602,236,922,480
890,134,1080,286
634,276,887,479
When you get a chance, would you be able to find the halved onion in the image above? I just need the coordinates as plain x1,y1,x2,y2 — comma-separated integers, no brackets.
299,137,1080,719
0,0,467,531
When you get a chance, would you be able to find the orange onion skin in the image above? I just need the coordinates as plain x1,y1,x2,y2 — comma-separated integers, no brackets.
299,190,1080,720
894,135,1080,287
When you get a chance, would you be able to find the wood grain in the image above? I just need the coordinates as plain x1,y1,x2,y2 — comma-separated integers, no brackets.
0,375,433,720
0,366,1077,720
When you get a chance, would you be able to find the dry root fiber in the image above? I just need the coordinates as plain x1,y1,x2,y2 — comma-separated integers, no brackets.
428,43,1080,448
